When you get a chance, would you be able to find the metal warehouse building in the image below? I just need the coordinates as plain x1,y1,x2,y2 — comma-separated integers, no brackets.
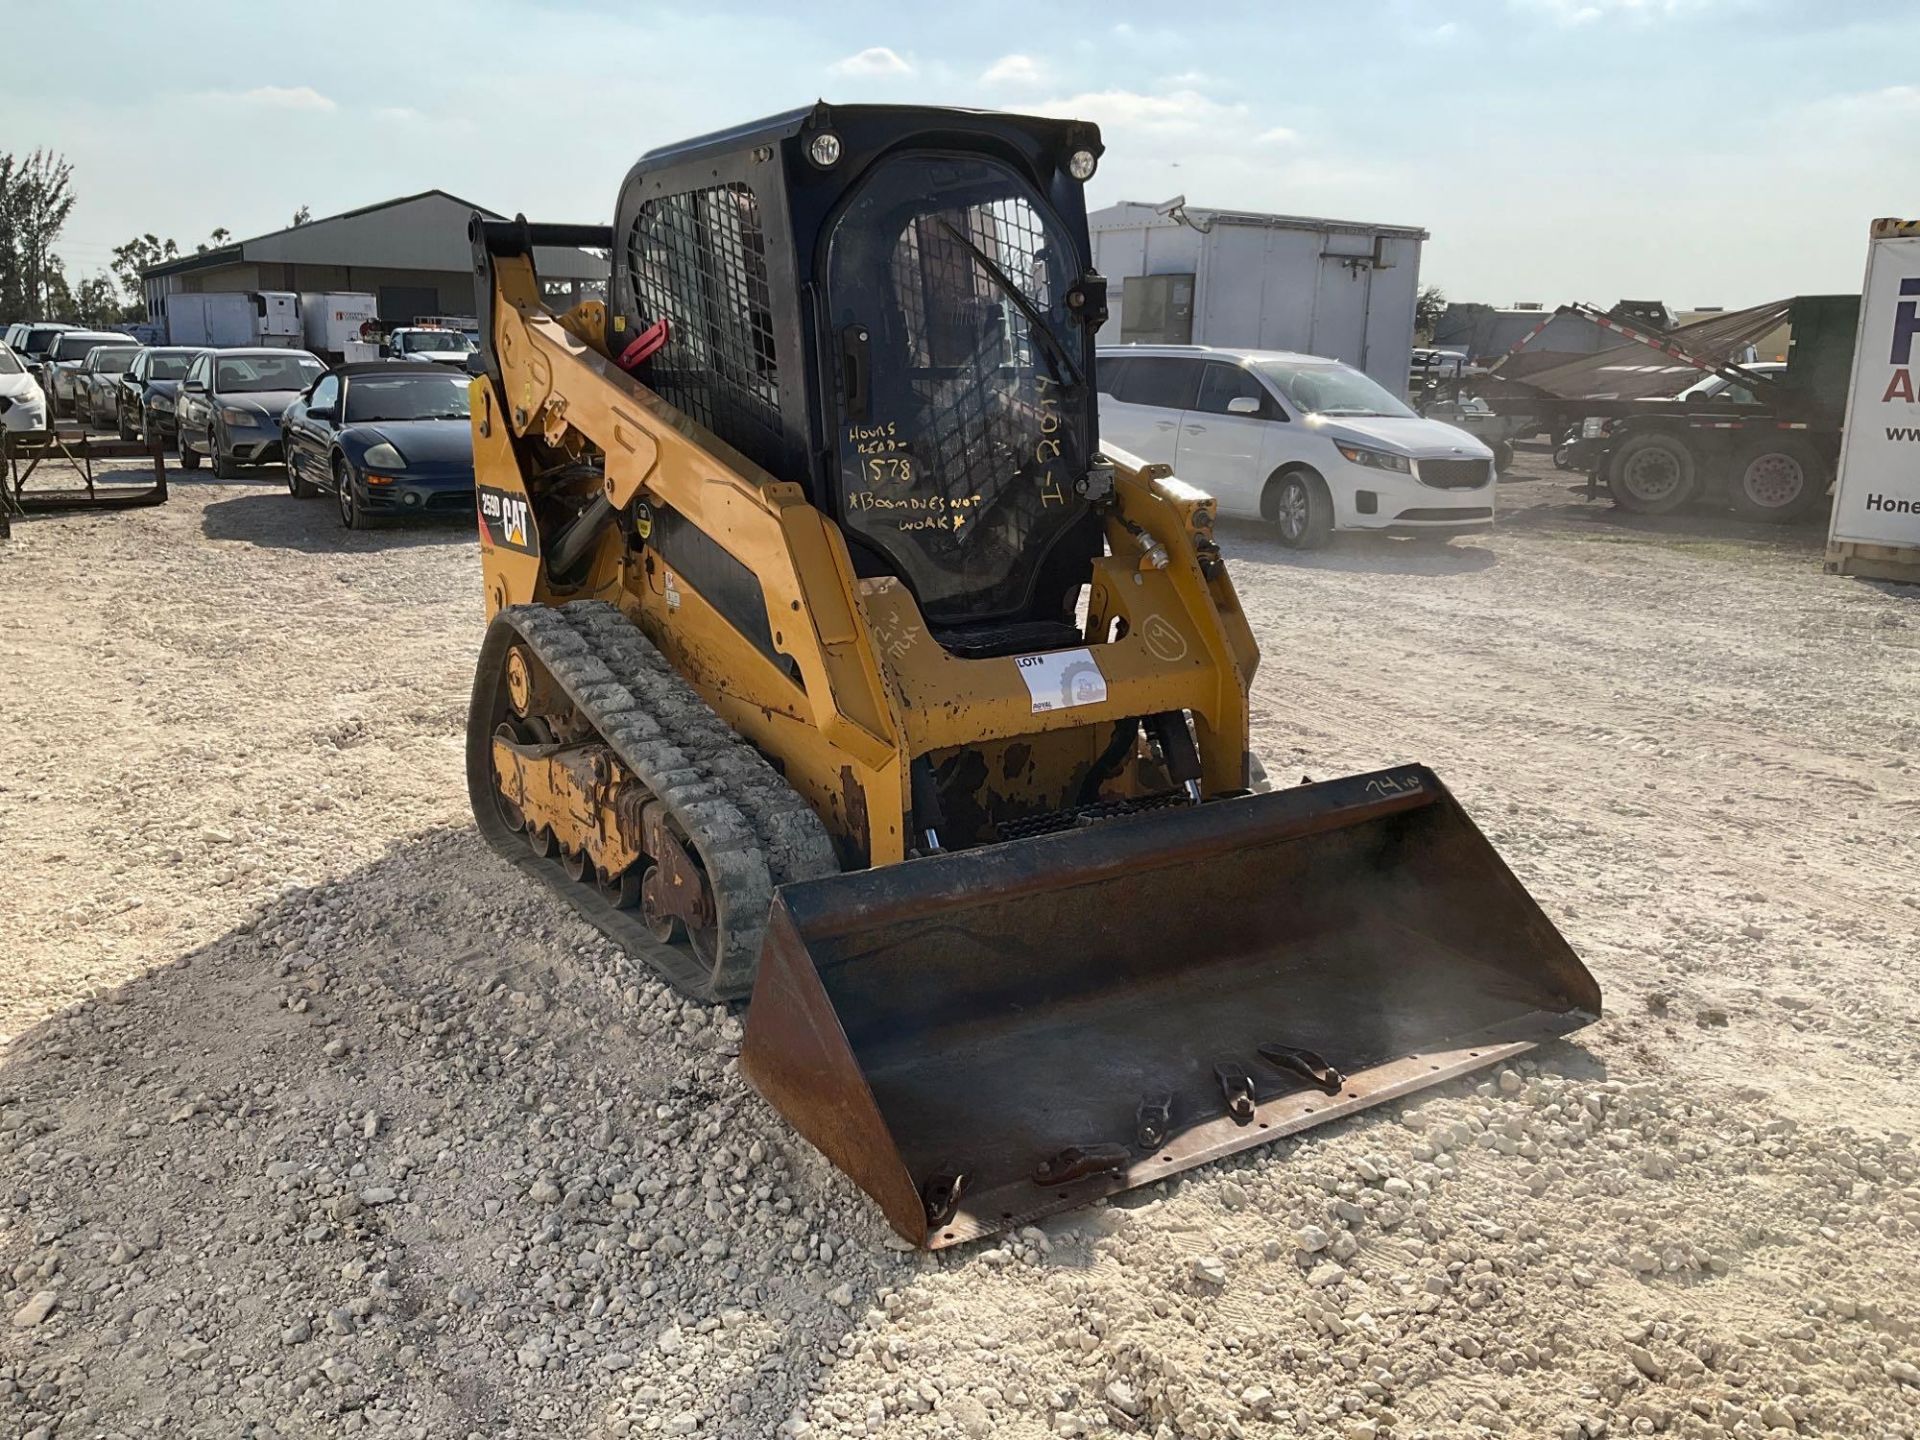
140,189,608,325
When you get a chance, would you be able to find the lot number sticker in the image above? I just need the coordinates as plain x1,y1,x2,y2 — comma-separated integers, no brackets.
1016,648,1109,714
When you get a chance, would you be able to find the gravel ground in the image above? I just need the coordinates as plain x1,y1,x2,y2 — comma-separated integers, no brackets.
2,453,1918,1439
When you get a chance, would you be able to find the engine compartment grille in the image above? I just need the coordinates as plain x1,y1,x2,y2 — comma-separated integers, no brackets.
993,792,1190,844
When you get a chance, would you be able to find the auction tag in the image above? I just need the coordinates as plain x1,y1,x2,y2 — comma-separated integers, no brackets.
1015,648,1108,714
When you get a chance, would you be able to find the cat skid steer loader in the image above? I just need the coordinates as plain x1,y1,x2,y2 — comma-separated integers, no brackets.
463,104,1600,1248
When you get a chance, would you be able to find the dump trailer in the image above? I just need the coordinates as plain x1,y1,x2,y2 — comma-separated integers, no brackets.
463,103,1600,1248
1584,296,1859,522
1442,298,1859,521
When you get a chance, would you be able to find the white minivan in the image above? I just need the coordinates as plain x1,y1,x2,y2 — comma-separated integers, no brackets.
0,341,50,434
1098,344,1497,548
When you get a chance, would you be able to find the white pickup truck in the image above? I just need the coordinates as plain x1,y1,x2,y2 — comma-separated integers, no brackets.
385,327,478,367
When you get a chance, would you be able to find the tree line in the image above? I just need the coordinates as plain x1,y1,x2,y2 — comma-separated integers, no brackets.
2,146,307,329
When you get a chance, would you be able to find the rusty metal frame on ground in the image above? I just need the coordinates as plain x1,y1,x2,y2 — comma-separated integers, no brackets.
1,429,170,538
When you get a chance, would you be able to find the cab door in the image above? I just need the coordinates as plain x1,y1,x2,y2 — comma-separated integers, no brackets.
1173,361,1284,517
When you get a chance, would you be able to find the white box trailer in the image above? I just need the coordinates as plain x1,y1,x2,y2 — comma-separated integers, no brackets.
1089,202,1428,396
301,292,380,360
1827,217,1920,584
165,293,255,348
163,291,302,348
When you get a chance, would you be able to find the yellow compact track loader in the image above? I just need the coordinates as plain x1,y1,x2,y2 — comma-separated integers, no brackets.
463,104,1600,1248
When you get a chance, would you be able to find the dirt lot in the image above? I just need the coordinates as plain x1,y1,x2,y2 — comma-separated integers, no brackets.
3,452,1918,1439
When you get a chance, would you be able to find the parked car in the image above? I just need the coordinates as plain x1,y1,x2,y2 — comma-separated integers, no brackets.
1675,360,1787,406
384,326,478,366
73,343,141,428
281,362,476,529
1409,346,1472,384
41,331,134,417
1097,344,1497,549
114,346,200,443
2,322,71,375
175,348,325,476
0,340,50,435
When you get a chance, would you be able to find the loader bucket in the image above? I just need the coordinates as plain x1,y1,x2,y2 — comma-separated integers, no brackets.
740,766,1600,1249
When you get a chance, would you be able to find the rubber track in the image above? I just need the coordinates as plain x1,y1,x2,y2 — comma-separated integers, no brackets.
473,602,837,1002
561,602,840,890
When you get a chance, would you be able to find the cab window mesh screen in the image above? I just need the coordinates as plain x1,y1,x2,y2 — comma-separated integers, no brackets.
625,183,780,456
888,198,1064,514
826,154,1089,624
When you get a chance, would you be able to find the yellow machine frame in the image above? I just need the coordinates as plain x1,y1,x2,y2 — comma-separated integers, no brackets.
473,251,1260,867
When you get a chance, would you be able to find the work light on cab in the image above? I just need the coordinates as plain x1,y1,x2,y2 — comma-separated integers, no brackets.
807,132,842,168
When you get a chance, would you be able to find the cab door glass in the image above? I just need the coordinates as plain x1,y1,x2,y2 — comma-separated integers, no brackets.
822,150,1092,625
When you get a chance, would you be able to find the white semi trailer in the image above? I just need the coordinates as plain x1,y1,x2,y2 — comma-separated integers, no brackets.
164,291,302,348
1088,201,1428,396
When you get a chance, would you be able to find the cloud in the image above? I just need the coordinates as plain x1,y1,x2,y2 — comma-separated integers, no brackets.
202,84,337,112
1417,20,1460,42
1256,126,1301,146
1807,83,1920,118
1035,87,1248,136
1110,21,1187,48
981,54,1044,87
828,46,913,78
1509,0,1720,22
376,105,421,122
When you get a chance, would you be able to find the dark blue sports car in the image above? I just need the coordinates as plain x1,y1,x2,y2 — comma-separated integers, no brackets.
281,361,475,529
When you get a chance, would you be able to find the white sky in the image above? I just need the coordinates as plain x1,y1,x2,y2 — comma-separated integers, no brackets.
3,0,1914,310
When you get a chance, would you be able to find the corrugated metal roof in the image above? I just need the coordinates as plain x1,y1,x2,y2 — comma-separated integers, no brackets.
142,189,606,281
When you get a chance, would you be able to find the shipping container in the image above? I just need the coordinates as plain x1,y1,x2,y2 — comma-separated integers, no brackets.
1088,202,1427,395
